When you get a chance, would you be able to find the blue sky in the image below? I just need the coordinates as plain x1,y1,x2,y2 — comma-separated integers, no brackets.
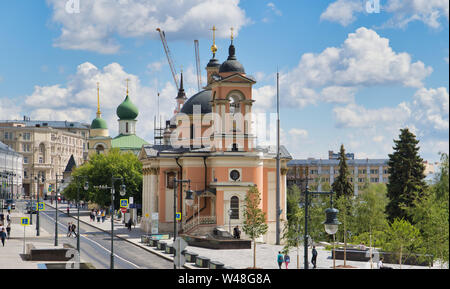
0,0,448,162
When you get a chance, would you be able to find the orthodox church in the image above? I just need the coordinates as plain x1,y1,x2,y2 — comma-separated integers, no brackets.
88,82,149,156
139,29,291,244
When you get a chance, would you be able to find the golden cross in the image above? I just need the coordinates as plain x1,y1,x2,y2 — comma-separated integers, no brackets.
231,27,234,41
125,78,130,95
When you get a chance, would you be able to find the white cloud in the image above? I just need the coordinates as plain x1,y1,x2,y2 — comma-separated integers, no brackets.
267,2,282,16
279,27,432,108
0,97,22,120
321,0,449,28
22,62,178,141
320,0,364,26
47,0,249,54
412,87,449,131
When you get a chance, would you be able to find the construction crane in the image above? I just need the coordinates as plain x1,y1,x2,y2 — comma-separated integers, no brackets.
194,40,202,92
156,28,179,90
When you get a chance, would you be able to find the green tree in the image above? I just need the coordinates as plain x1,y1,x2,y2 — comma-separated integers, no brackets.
353,183,389,268
282,187,304,269
63,148,143,210
386,128,427,223
243,186,268,268
332,144,354,198
383,218,422,268
409,153,449,267
331,144,354,267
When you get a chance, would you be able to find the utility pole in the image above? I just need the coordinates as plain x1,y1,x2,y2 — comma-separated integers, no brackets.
275,70,281,245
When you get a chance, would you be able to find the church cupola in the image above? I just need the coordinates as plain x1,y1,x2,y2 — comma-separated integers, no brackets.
90,82,108,135
219,28,245,75
117,79,138,136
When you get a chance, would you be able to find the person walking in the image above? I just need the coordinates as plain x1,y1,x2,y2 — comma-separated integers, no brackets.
311,246,318,269
66,206,70,216
0,228,6,247
101,209,106,223
284,253,290,269
127,218,133,231
96,210,101,223
67,222,72,237
90,209,95,222
233,225,241,239
277,251,284,269
71,223,77,238
6,222,11,239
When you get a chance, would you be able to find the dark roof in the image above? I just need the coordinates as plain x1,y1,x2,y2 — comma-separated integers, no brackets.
64,155,77,173
180,89,212,115
219,43,245,74
207,57,221,68
0,120,90,129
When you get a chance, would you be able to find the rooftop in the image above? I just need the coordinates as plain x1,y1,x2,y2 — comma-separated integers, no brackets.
0,120,90,130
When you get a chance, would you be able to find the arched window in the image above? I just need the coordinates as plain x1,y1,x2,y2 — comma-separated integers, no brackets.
96,144,104,154
230,196,239,219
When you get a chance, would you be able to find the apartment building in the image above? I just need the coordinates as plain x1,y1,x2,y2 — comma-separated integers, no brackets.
0,141,23,198
0,119,89,198
287,151,389,195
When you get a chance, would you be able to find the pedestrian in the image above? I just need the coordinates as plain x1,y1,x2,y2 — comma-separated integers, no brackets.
96,210,101,222
101,209,106,223
90,209,95,222
284,253,290,269
0,228,6,247
71,223,77,238
277,251,284,269
127,218,133,231
67,222,72,237
6,222,11,239
66,206,70,216
233,225,241,239
6,212,11,224
378,257,392,269
311,246,318,269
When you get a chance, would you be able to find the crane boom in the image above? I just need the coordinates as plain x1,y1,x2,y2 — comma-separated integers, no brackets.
156,28,179,90
194,40,202,92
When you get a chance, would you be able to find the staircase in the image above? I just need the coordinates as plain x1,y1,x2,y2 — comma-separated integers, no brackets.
182,216,217,235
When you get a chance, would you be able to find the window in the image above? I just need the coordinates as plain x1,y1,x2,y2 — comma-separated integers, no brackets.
370,169,378,174
230,196,239,219
23,157,28,164
96,145,104,154
167,172,176,189
39,157,43,164
370,178,379,183
22,144,30,152
23,132,31,140
4,132,13,140
24,170,28,178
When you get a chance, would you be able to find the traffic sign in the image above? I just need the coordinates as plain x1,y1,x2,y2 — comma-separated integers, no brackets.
37,202,45,211
120,207,127,214
175,212,181,221
120,199,128,208
20,217,30,226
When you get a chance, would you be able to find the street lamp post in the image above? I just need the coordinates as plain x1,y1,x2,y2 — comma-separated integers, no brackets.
323,206,340,269
54,174,64,246
35,173,45,237
95,177,126,269
302,187,337,269
227,209,233,235
173,178,192,269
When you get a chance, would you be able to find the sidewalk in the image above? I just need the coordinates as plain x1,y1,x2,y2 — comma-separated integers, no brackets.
0,207,70,269
46,201,446,270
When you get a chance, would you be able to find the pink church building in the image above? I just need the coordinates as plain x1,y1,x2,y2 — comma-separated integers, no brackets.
139,33,291,244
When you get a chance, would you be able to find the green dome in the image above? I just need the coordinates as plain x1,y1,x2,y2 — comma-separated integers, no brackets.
91,117,108,129
117,95,139,120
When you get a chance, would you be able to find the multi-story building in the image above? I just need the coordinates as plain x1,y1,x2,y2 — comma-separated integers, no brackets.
0,141,23,199
287,151,389,195
0,119,89,198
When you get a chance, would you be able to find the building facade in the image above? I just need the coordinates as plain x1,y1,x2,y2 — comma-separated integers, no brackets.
139,34,291,244
0,119,89,198
0,141,23,199
88,82,148,157
287,152,389,195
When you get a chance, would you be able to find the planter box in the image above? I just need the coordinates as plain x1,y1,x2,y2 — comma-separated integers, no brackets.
209,260,225,269
183,235,251,249
157,241,166,251
141,235,150,244
185,251,198,263
196,256,210,268
332,248,433,266
165,244,174,254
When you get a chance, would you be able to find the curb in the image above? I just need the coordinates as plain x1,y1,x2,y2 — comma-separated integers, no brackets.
45,202,196,269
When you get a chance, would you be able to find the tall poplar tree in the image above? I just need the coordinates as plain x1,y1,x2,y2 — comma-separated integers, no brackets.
386,128,427,223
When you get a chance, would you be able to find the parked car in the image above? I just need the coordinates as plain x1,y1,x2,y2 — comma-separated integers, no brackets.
3,199,16,210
